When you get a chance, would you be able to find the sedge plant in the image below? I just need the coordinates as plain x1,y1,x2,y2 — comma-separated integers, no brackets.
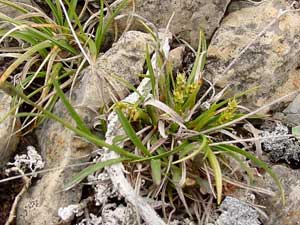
109,30,285,215
0,2,285,221
66,31,284,221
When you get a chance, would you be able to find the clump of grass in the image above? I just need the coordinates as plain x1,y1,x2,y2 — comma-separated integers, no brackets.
0,0,127,133
112,30,284,209
65,31,284,222
0,2,286,222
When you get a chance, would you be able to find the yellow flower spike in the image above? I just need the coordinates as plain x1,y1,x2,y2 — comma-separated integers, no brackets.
176,73,186,89
174,90,184,104
186,83,197,95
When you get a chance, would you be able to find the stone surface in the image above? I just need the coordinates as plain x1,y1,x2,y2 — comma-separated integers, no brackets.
0,90,19,168
227,0,259,14
121,0,231,48
284,93,300,114
261,121,300,167
216,196,261,225
283,93,300,125
256,165,300,225
16,31,154,225
206,0,300,109
167,46,185,73
0,0,33,18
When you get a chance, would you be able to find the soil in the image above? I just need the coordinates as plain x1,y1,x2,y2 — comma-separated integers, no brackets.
0,133,39,225
0,172,24,225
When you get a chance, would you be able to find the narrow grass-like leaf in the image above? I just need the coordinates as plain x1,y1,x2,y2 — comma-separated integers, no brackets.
96,0,128,53
173,136,207,164
64,0,84,33
0,41,52,85
146,44,156,95
224,151,254,183
0,12,77,54
144,99,186,128
133,141,189,163
205,146,222,204
95,0,105,53
116,108,151,156
187,30,205,84
213,144,285,204
51,63,92,135
44,0,63,25
0,0,28,13
188,103,219,131
65,157,127,190
55,0,64,25
151,159,162,185
67,0,79,21
0,81,141,160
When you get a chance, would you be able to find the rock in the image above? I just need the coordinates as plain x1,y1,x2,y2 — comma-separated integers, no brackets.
120,0,231,48
16,31,154,225
256,165,300,225
0,0,33,18
227,0,258,14
167,46,185,73
0,90,20,168
206,0,300,109
260,121,300,168
101,204,137,225
216,196,261,225
284,93,300,114
283,93,300,125
76,204,137,225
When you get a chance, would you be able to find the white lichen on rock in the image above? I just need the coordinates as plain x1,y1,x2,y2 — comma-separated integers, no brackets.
58,204,84,222
216,196,261,225
77,213,103,225
76,204,136,225
87,172,119,206
7,146,44,175
261,121,300,165
101,204,137,225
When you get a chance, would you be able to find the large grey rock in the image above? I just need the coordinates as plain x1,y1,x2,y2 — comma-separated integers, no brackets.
16,31,154,225
216,196,261,225
0,90,19,168
206,0,300,108
121,0,231,48
256,165,300,225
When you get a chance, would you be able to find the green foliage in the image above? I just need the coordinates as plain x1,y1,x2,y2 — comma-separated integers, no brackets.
0,2,285,219
112,30,284,207
0,0,128,132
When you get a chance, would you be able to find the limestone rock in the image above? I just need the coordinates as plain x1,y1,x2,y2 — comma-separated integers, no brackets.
227,0,258,14
121,0,231,48
283,93,300,125
256,165,300,225
216,196,261,225
0,90,19,168
206,0,300,109
16,31,154,225
284,93,300,114
167,46,185,73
